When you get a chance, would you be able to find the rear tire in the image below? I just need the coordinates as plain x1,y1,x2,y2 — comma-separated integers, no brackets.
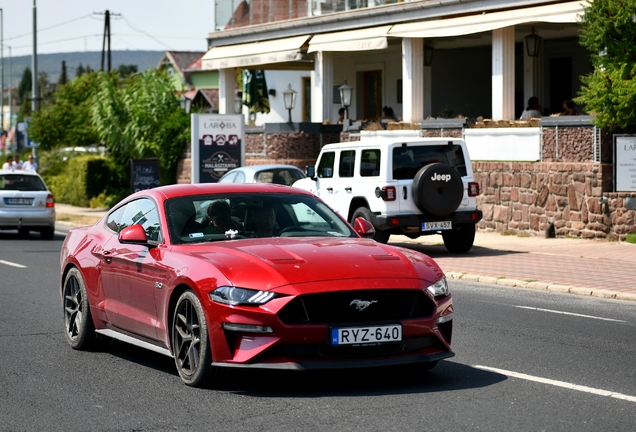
412,163,463,217
351,207,389,243
442,224,476,253
172,290,215,387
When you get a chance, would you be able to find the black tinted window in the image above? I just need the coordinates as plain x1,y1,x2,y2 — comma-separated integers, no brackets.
392,144,467,179
317,152,335,178
339,150,355,178
0,174,46,191
360,149,380,177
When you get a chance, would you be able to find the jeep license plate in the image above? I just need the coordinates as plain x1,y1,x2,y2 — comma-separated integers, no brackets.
330,324,402,346
422,221,452,231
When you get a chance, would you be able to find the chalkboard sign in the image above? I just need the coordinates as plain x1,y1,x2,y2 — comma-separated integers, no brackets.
131,158,161,193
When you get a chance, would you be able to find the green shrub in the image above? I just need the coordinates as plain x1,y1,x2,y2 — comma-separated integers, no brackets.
626,233,636,244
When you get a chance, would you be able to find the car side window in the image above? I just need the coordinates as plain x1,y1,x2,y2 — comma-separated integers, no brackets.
317,151,335,178
119,198,162,242
105,205,126,233
360,149,380,177
218,172,236,183
234,171,246,183
339,150,355,178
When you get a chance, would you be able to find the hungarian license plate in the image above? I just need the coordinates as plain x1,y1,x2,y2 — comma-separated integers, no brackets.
330,324,402,346
5,198,34,205
422,221,452,231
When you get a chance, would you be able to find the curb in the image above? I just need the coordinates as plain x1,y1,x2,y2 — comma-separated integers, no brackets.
445,272,636,303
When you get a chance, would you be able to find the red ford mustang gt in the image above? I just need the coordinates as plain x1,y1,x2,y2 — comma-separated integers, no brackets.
60,183,454,387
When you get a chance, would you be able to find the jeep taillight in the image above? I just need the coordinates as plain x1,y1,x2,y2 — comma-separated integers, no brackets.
468,182,480,197
382,186,396,201
46,194,55,208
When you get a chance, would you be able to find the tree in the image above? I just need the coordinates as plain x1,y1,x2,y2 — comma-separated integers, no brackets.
576,0,636,130
59,61,68,85
28,72,101,150
117,64,138,78
17,67,32,105
91,70,190,184
38,71,57,109
76,63,85,78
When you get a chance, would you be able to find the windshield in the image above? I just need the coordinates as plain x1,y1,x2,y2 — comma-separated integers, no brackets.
165,193,356,244
0,174,47,191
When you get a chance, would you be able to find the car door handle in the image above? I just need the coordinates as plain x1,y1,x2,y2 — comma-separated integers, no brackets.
102,250,112,264
345,187,352,192
326,187,333,193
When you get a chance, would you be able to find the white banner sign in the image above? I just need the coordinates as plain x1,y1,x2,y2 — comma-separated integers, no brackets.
615,136,636,192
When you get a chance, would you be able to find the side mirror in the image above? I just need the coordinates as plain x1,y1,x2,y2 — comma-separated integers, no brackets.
305,165,316,180
119,224,154,247
353,217,376,238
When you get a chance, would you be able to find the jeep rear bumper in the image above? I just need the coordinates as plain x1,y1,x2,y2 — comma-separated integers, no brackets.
373,210,483,231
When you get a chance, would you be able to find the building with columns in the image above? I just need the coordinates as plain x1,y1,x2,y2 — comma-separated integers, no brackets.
201,0,589,126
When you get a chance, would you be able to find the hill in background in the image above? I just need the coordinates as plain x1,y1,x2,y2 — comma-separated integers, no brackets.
4,51,165,86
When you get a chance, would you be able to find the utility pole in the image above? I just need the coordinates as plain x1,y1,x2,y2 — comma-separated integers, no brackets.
100,10,112,72
32,0,38,164
1,7,4,134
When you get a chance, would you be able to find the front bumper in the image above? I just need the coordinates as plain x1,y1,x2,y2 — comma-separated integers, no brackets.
205,282,454,370
373,210,483,231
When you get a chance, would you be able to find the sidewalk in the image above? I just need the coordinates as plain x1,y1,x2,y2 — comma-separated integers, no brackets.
389,233,636,302
54,203,636,302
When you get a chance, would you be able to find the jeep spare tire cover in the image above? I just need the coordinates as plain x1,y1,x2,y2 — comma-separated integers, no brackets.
412,163,463,217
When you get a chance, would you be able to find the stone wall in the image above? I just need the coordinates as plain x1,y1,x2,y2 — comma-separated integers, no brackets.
474,161,636,240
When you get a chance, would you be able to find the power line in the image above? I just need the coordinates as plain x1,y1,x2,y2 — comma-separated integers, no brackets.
120,15,173,50
5,13,93,41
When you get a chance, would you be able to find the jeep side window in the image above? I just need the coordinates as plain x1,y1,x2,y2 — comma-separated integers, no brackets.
317,152,335,178
360,149,380,177
339,150,355,178
392,144,467,179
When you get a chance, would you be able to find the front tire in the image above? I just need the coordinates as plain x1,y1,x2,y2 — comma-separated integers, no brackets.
172,290,214,387
63,268,99,349
442,224,476,253
41,227,55,240
351,207,389,243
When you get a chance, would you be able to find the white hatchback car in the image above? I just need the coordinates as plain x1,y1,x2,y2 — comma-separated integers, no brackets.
0,169,56,239
218,164,305,186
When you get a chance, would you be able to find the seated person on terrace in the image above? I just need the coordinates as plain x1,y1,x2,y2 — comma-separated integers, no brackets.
520,96,543,120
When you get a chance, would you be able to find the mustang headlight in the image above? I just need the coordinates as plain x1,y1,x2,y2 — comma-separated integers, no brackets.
426,276,449,297
210,286,276,306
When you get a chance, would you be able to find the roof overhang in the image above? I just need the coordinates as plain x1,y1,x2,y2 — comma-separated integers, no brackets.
388,1,585,39
201,35,311,70
308,26,392,52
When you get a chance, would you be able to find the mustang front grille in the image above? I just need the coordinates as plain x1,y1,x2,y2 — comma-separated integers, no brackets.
278,289,435,325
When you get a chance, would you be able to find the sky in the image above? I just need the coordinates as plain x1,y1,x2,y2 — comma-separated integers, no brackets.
1,0,216,57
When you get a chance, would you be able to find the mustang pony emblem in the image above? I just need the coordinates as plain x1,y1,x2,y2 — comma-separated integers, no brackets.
350,299,378,312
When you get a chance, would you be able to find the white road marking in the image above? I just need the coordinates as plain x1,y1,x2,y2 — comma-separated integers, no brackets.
513,305,626,323
0,259,27,269
475,365,636,403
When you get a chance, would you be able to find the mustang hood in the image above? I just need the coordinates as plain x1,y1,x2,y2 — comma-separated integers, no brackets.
174,237,444,291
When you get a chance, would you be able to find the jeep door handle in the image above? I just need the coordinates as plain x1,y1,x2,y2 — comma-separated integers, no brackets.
345,187,352,192
326,187,333,193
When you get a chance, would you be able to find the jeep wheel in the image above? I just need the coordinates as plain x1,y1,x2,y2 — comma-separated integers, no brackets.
351,207,389,244
412,163,463,217
442,224,476,253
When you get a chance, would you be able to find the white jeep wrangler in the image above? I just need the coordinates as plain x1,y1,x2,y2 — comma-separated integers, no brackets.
293,135,482,253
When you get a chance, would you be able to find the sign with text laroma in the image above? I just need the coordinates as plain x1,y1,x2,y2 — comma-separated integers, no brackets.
614,135,636,192
191,114,245,183
131,158,161,193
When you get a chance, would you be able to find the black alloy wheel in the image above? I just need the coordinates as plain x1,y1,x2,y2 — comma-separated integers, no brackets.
63,268,100,349
172,290,214,387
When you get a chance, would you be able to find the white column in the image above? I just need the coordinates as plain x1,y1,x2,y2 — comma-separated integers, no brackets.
312,51,333,123
218,68,235,115
402,38,424,123
523,48,543,113
491,27,515,120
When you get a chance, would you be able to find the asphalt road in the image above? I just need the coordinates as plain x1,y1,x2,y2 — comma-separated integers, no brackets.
1,230,635,431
